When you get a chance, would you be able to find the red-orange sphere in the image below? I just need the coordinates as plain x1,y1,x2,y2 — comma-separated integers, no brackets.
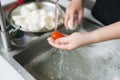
51,31,64,40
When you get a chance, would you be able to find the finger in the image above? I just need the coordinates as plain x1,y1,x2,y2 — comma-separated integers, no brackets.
63,34,68,37
47,37,66,47
48,41,69,50
47,37,54,42
64,13,70,30
48,40,63,48
48,38,72,50
55,37,69,44
69,12,75,26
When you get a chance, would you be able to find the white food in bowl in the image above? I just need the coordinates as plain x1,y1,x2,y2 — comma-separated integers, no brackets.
12,15,22,21
20,7,31,18
11,2,65,32
26,3,37,10
39,9,48,16
45,16,55,30
14,18,24,26
48,11,55,19
38,20,46,29
20,23,28,30
27,23,40,32
31,10,40,17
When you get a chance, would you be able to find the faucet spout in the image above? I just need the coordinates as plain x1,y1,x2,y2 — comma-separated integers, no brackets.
0,1,12,51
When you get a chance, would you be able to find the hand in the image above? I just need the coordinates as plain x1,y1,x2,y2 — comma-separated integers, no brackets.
47,32,89,50
65,0,83,29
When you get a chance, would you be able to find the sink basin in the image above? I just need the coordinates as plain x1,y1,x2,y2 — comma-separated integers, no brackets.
14,37,51,67
13,19,99,80
13,19,120,80
14,35,52,80
14,34,91,80
13,26,82,80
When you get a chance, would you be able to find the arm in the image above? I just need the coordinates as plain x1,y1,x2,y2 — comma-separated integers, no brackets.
88,21,120,43
48,21,120,50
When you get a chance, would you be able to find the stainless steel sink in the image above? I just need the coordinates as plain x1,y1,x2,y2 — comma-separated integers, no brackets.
1,17,120,80
12,18,120,80
12,26,81,80
12,19,101,80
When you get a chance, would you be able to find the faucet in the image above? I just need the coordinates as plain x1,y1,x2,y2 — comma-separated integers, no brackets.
0,1,12,51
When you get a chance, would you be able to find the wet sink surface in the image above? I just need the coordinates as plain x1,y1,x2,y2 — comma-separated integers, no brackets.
14,38,92,80
13,19,120,80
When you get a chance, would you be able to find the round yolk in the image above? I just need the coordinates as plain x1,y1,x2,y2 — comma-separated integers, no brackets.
51,31,64,40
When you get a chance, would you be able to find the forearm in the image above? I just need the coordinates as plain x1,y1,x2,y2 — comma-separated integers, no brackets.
86,21,120,44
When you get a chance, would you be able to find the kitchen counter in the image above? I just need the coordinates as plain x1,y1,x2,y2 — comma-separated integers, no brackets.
0,55,25,80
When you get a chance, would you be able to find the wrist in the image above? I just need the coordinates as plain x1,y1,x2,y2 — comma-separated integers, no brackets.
80,32,95,45
85,31,103,44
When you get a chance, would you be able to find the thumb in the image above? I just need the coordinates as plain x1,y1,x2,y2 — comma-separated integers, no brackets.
55,37,69,44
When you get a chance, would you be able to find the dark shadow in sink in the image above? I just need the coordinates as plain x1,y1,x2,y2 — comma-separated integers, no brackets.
14,37,52,66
